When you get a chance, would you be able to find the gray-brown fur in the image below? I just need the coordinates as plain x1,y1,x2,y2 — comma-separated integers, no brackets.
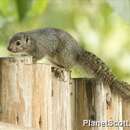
7,28,130,97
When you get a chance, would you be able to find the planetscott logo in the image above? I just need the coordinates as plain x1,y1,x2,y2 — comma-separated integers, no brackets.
83,120,130,127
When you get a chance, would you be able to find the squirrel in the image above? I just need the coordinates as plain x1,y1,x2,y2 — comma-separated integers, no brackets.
7,27,130,97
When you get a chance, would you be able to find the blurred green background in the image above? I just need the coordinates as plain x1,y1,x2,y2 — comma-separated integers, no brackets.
0,0,130,81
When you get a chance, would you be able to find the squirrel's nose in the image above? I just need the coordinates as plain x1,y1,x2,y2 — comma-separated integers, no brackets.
7,46,12,51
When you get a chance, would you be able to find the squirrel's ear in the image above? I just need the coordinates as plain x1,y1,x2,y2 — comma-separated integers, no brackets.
26,37,29,43
25,35,31,43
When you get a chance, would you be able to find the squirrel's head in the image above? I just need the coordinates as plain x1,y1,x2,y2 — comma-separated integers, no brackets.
8,32,33,53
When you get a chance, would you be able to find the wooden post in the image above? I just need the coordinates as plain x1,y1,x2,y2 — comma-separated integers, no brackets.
0,57,75,130
123,99,130,130
74,78,129,130
0,57,33,126
0,122,40,130
0,57,130,130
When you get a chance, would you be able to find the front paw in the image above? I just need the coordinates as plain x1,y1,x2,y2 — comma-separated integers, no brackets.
51,67,66,81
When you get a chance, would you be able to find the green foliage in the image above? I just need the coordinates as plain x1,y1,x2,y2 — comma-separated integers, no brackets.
0,0,14,16
0,0,17,24
29,0,48,17
15,0,32,21
0,0,48,22
15,0,48,21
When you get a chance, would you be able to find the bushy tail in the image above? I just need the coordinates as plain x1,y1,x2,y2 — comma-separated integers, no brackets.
111,79,130,97
77,49,115,84
77,49,130,97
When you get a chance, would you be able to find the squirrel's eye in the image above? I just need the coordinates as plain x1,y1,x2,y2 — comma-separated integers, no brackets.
16,41,21,46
